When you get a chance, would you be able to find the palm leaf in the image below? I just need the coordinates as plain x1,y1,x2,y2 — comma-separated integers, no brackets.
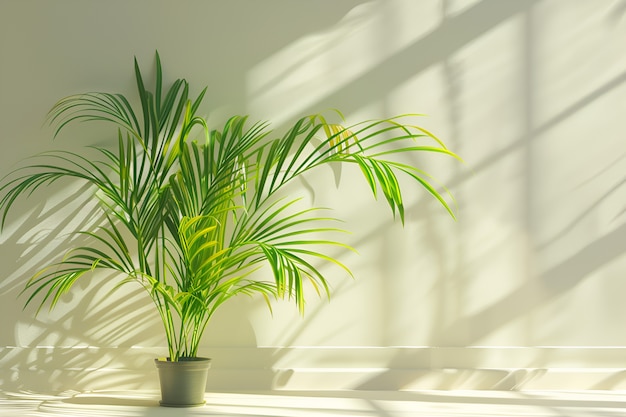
1,54,460,361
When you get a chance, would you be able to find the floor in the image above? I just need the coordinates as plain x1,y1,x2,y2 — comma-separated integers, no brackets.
2,390,626,416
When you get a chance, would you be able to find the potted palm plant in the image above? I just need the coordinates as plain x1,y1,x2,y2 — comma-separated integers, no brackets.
0,53,459,406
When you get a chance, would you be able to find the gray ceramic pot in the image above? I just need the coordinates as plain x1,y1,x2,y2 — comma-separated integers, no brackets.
154,357,212,407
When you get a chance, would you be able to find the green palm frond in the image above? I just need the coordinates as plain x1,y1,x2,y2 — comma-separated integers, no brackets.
0,53,460,361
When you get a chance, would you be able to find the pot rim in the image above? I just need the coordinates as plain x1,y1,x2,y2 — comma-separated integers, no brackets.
154,357,212,368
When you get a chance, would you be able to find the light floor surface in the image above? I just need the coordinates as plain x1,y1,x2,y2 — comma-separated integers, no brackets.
2,390,626,416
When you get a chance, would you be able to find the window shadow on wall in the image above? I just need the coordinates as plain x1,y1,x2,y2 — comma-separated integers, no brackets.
2,0,626,394
281,0,626,390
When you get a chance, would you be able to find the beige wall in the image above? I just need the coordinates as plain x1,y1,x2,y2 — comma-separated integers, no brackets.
1,0,626,391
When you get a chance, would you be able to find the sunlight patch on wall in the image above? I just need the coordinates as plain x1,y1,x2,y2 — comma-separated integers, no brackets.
245,1,442,124
441,0,485,19
532,0,626,128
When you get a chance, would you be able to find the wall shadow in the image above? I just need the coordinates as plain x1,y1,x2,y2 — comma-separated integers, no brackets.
0,177,166,392
2,0,626,395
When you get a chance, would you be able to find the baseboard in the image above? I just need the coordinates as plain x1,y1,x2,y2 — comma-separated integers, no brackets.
2,346,626,392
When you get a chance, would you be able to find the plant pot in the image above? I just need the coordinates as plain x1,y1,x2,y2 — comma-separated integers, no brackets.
154,357,211,407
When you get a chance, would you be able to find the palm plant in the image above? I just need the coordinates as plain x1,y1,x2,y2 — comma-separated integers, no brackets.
0,53,459,361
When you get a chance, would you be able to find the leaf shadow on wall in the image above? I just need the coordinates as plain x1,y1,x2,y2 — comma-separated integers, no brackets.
0,0,382,395
3,0,626,395
0,180,165,393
